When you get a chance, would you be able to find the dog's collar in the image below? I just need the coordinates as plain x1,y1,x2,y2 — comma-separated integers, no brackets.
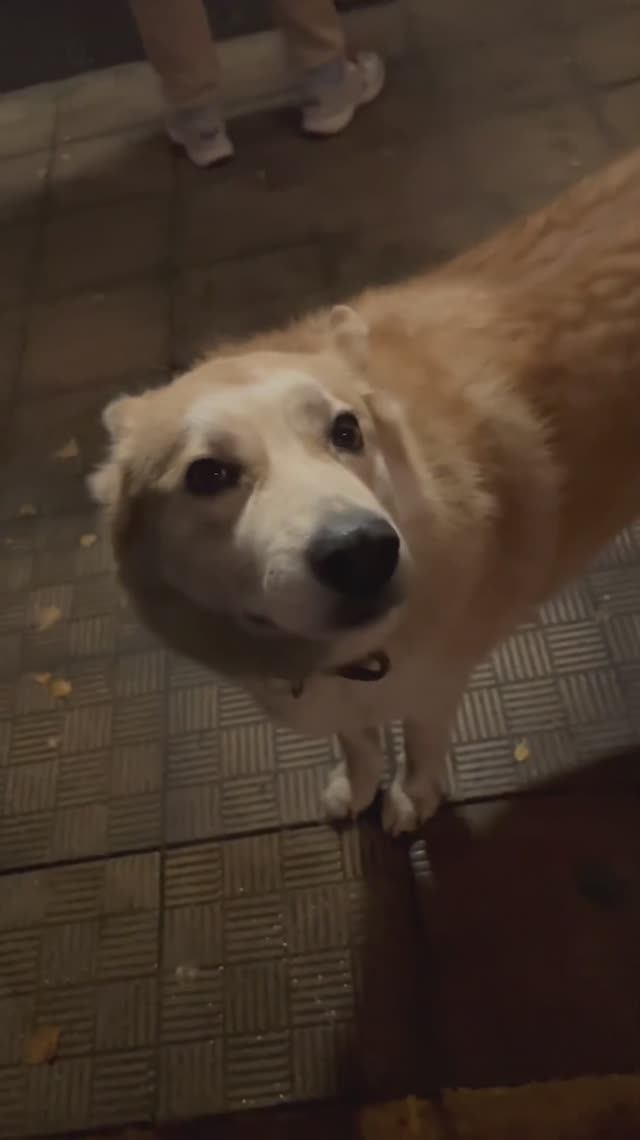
290,649,390,698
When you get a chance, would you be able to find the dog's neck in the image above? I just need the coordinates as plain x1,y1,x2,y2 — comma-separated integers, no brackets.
123,561,392,689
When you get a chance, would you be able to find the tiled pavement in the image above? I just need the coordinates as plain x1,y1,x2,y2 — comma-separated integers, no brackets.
2,0,640,1134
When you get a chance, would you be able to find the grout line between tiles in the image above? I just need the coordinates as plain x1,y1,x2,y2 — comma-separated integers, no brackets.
3,766,640,882
0,814,342,880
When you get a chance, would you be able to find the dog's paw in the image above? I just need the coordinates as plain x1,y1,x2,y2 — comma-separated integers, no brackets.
322,762,378,822
382,780,418,836
382,777,442,837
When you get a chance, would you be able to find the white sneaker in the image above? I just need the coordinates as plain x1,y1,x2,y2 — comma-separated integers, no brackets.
302,51,386,137
167,103,234,168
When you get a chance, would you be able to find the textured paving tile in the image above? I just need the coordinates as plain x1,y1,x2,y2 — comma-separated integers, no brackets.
0,854,159,1136
37,196,170,298
571,4,640,87
451,102,611,216
22,281,170,392
0,86,56,159
174,131,467,268
597,79,640,153
0,309,24,404
0,380,168,522
0,149,49,224
159,825,424,1115
176,175,335,267
172,244,331,368
50,128,174,210
322,190,510,304
0,220,37,309
0,828,422,1133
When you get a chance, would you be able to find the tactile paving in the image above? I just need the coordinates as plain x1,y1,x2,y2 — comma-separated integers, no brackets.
0,826,424,1135
4,507,638,874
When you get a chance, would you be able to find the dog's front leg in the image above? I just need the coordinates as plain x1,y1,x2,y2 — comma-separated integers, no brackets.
322,727,384,822
382,676,466,836
383,717,450,835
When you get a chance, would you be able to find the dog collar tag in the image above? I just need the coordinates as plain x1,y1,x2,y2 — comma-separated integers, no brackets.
334,650,390,683
290,650,390,698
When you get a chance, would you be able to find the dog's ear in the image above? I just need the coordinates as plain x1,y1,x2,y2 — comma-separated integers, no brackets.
87,394,141,508
102,394,142,441
364,389,409,448
87,462,120,507
329,305,369,369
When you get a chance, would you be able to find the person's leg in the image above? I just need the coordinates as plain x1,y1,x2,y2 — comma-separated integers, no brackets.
129,0,233,166
273,0,385,136
272,0,346,72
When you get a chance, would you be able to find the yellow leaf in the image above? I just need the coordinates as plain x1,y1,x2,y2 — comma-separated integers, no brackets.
35,605,62,632
24,1025,60,1065
79,533,97,549
53,437,79,461
514,740,531,764
50,678,72,700
32,672,52,686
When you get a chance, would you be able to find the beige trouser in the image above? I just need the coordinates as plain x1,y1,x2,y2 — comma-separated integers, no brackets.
129,0,346,108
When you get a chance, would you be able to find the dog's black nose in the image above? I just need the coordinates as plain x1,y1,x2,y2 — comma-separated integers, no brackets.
307,511,400,597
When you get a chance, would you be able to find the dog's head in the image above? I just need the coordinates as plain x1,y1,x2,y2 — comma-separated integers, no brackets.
90,306,416,674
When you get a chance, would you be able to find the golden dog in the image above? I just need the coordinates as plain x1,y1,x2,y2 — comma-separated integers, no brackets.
91,148,640,834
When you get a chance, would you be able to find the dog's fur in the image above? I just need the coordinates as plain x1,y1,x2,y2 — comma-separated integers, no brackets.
91,148,640,834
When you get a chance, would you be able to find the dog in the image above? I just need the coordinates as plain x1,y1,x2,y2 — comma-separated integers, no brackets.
90,147,640,835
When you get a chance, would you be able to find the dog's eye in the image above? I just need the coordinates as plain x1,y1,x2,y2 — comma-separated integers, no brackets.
185,458,241,496
330,411,363,453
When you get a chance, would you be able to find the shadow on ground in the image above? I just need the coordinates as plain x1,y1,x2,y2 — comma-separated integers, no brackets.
414,748,640,1092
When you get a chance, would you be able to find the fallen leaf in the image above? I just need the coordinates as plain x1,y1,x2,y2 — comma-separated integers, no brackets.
47,736,60,750
49,678,72,700
79,533,97,549
53,437,79,461
514,739,531,764
24,1025,60,1065
32,672,52,686
35,604,62,632
18,503,37,518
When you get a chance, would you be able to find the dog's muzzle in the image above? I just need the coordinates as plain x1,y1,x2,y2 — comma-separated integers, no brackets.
306,510,400,598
